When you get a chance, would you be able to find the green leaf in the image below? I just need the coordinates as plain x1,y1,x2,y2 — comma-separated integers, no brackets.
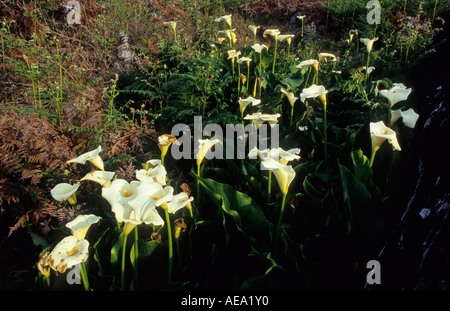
194,174,272,247
350,149,372,184
130,240,160,271
338,163,386,244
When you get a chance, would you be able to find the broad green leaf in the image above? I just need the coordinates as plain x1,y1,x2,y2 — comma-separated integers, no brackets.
338,163,386,244
130,240,160,271
194,174,272,246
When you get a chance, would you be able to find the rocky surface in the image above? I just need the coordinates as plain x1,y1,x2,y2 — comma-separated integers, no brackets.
372,13,450,291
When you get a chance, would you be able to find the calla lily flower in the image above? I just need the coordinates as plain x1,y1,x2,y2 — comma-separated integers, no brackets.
239,96,261,116
197,139,221,167
253,113,281,129
280,88,298,108
263,28,280,38
51,183,80,205
297,15,305,20
217,37,227,44
167,192,194,214
127,183,172,226
215,14,232,28
80,170,115,187
370,121,402,152
261,158,296,195
268,147,301,165
296,59,319,71
318,52,337,62
67,146,104,171
251,43,268,53
244,112,262,123
227,49,241,59
391,108,419,129
136,163,167,186
248,25,260,41
360,37,378,53
158,134,178,164
101,179,141,223
47,236,90,274
278,34,295,44
379,83,412,107
362,66,375,75
65,214,101,240
237,56,252,64
158,134,177,155
300,84,328,107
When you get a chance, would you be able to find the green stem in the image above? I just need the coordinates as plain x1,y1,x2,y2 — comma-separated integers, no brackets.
305,67,311,87
79,262,90,291
274,193,287,253
272,38,278,73
121,232,129,291
247,63,250,89
268,171,272,202
237,63,241,93
134,227,139,278
365,51,371,84
369,146,380,167
291,105,294,123
433,0,439,18
323,106,328,164
163,205,173,282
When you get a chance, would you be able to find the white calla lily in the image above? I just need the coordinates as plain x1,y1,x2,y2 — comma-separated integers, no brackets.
263,28,280,38
280,88,298,108
261,158,296,196
318,52,337,62
253,113,281,129
136,163,167,185
296,59,319,72
251,43,268,53
80,170,115,187
360,37,378,53
197,139,221,167
268,147,301,165
51,183,80,205
239,96,261,116
67,146,104,170
127,183,172,226
379,83,412,107
167,192,194,214
65,214,101,240
391,108,419,129
370,121,402,152
101,179,141,223
47,235,90,274
300,84,328,107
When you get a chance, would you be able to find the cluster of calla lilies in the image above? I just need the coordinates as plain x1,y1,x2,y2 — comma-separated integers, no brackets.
40,144,194,289
210,13,420,250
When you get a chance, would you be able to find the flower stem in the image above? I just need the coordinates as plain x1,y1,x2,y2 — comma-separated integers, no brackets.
272,37,278,73
79,262,90,291
274,193,287,253
163,204,173,282
323,106,328,164
268,171,272,202
369,146,380,167
134,227,139,278
433,0,439,18
121,232,128,291
365,51,371,83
